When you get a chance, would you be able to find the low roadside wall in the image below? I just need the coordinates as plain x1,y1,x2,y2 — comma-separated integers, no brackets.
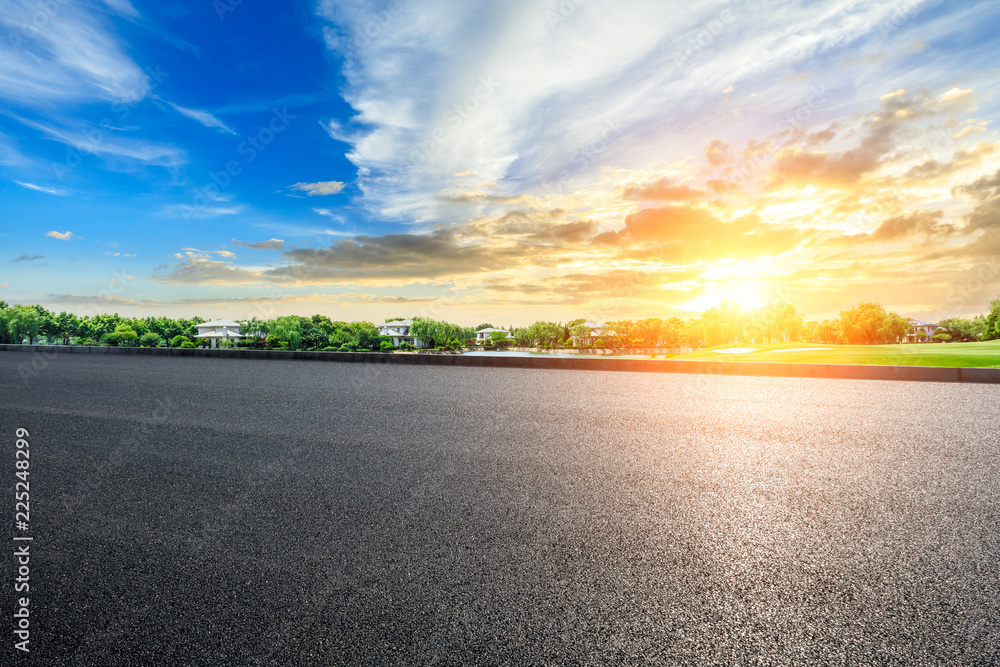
2,343,999,384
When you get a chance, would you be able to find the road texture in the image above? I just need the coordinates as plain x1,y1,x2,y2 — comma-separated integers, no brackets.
2,353,999,665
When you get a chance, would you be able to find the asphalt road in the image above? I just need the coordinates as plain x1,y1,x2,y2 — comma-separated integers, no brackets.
2,353,999,665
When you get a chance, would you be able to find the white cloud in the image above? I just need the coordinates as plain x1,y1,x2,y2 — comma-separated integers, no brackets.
16,181,68,196
289,181,346,196
14,116,185,167
101,0,139,18
315,0,942,223
46,231,74,240
0,0,149,106
166,102,236,134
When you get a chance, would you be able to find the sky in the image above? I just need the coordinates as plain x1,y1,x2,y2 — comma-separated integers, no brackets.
2,0,1000,326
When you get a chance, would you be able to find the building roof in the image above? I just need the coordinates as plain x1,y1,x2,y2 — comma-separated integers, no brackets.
907,319,940,327
195,329,244,338
475,327,510,334
198,319,242,328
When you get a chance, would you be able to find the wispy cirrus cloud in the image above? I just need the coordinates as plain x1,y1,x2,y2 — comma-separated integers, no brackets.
100,0,140,19
46,231,74,240
165,101,236,134
14,115,185,167
16,181,69,196
0,0,148,106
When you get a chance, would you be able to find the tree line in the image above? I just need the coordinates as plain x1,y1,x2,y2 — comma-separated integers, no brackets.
1,296,998,349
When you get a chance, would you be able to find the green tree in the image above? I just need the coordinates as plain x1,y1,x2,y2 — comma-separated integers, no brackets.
139,332,164,347
985,296,1000,341
488,330,511,348
2,305,41,344
54,311,81,345
269,316,303,350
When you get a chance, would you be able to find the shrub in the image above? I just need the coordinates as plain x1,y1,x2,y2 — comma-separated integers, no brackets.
337,345,351,352
379,340,394,352
399,342,415,351
171,335,189,347
322,346,338,351
179,341,197,348
139,332,163,348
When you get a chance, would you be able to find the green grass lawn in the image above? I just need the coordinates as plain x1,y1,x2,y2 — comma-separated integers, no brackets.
671,340,1000,368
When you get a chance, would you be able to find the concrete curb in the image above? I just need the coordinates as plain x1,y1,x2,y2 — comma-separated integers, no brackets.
2,344,999,384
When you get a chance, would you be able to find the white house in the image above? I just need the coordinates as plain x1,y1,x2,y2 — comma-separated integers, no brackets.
475,327,513,343
906,319,941,342
571,321,604,346
194,319,243,348
377,319,426,348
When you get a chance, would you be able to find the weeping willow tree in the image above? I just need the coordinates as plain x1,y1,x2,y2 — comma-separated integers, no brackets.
269,316,302,350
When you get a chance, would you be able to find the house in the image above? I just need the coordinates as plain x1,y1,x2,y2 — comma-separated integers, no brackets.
906,319,941,343
571,321,604,346
377,319,426,348
475,327,513,343
194,319,243,348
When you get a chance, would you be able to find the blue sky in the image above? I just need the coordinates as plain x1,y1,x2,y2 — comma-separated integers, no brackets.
3,0,1000,325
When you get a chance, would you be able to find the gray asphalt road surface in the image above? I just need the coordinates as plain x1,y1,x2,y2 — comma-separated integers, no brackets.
2,354,999,664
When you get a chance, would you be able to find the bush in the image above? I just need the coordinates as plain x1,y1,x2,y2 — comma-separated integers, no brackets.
399,342,415,351
379,340,395,352
322,346,338,352
139,332,163,348
171,335,189,347
337,345,351,352
179,341,197,348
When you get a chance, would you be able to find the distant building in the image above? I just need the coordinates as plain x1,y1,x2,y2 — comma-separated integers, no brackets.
475,327,513,343
571,322,604,346
906,319,941,343
377,319,426,348
194,319,243,348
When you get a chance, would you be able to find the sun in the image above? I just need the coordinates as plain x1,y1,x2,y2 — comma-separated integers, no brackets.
683,284,767,312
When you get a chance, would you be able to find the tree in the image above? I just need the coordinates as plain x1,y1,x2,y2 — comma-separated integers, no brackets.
269,316,303,350
985,296,1000,341
103,323,138,347
939,317,984,342
171,335,189,348
474,323,495,331
2,305,41,344
139,332,164,347
839,303,908,344
240,318,269,347
488,330,511,348
55,311,81,345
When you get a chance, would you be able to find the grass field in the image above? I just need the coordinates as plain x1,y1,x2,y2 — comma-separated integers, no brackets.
672,340,1000,367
